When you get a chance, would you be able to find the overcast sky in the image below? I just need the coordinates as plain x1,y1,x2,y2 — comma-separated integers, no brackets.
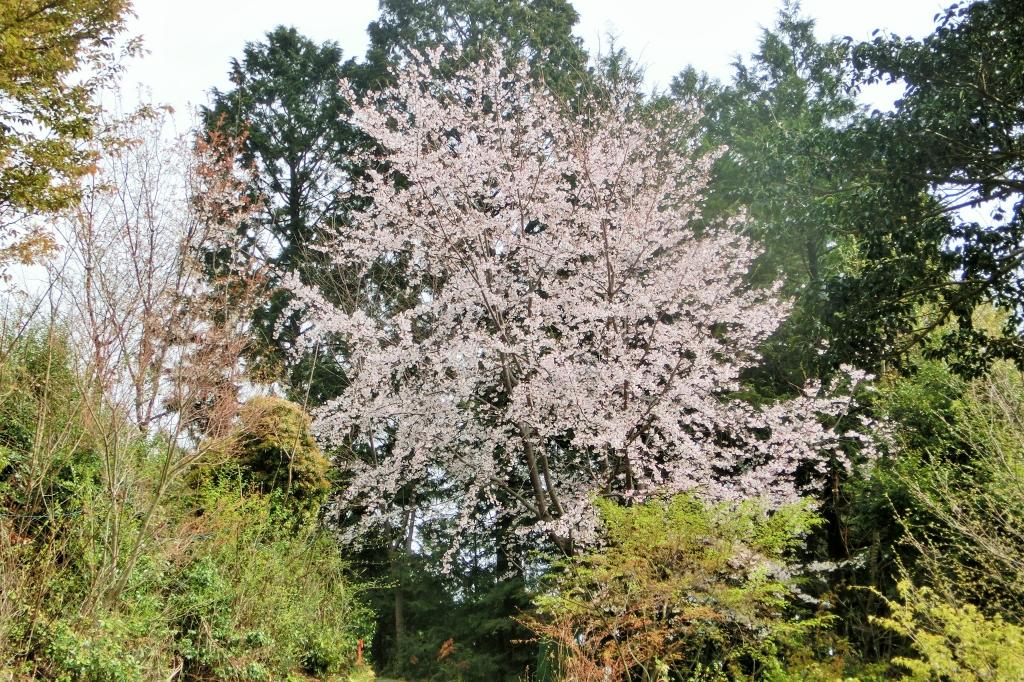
123,0,947,122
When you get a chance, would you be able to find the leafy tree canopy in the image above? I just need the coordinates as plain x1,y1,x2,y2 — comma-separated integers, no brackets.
0,0,132,265
672,1,1023,387
671,4,867,390
852,0,1024,375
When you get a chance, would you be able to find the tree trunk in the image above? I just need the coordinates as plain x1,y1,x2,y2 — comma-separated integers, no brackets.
393,505,416,652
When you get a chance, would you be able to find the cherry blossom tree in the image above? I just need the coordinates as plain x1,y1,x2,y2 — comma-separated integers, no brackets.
289,53,865,553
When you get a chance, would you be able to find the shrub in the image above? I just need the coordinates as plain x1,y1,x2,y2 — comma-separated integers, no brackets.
875,581,1024,681
0,327,95,519
33,619,143,682
0,327,371,680
194,396,330,519
897,361,1024,613
869,360,1024,678
527,494,827,681
170,482,374,679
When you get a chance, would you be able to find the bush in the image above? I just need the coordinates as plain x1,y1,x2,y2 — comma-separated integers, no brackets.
0,326,95,521
527,494,828,681
0,327,371,680
170,482,374,680
868,360,1024,678
34,619,143,682
193,396,331,519
875,581,1024,681
898,361,1024,613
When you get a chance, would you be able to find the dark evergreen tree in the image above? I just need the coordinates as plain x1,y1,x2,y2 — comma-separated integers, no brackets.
201,26,363,402
356,0,589,99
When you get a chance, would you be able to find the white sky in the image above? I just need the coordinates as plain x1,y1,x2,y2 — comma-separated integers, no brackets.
124,0,948,121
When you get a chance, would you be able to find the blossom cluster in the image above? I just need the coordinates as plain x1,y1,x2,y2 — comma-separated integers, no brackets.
288,52,867,549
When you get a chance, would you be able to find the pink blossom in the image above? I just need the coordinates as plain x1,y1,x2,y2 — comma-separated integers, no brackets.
288,53,868,551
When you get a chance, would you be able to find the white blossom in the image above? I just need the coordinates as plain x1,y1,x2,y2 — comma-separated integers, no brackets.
289,53,867,551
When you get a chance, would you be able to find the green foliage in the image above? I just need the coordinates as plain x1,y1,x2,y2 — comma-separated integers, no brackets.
231,396,330,516
201,26,362,398
363,508,537,681
195,396,331,519
875,581,1024,681
359,0,588,99
674,0,1024,385
0,0,132,268
529,494,828,681
687,1,858,288
832,324,1015,665
889,359,1024,614
170,484,374,680
672,3,874,389
0,327,371,680
33,618,145,682
371,553,534,682
845,354,1024,678
0,326,92,512
851,0,1024,373
673,5,1024,665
